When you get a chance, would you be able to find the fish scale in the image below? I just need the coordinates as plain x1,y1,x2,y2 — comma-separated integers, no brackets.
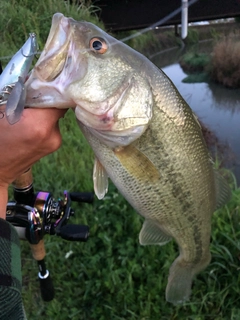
25,13,230,304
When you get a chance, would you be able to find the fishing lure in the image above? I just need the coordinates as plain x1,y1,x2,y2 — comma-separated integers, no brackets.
0,33,38,124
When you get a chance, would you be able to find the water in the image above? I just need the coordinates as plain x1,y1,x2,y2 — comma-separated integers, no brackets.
150,48,240,185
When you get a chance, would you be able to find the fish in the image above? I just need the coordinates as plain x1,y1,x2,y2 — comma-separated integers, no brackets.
0,33,38,124
25,13,231,304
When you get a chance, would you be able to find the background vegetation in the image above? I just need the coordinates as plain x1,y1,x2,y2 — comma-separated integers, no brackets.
176,25,240,88
178,36,240,88
0,0,103,63
209,38,240,88
1,1,240,319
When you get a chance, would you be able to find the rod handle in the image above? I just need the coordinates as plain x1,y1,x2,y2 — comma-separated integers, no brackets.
30,239,46,261
38,271,54,301
12,168,33,190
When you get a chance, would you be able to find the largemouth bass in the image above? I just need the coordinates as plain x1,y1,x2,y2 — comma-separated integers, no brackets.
25,13,230,304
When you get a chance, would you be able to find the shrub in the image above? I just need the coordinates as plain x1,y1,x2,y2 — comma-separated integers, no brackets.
179,52,210,73
209,38,240,88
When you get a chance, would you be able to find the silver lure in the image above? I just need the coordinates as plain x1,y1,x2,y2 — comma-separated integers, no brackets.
0,33,38,124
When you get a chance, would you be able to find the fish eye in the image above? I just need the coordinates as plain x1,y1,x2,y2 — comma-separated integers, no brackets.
89,37,108,54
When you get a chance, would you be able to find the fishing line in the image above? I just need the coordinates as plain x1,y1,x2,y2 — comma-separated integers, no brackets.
119,0,199,43
0,0,199,61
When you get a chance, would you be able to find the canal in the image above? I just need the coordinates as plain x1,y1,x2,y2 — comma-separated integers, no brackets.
150,46,240,186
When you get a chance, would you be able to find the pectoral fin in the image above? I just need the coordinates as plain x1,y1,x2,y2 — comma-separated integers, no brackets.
114,145,160,183
6,77,25,124
93,157,109,200
139,219,172,246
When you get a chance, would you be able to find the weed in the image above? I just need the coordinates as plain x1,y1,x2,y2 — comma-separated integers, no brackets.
0,0,103,66
209,38,240,88
115,30,160,56
184,28,199,45
180,52,210,74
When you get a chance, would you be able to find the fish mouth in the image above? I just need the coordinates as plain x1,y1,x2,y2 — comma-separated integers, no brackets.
34,13,71,82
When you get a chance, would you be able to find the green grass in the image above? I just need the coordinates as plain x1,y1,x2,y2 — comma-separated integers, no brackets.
19,133,240,320
115,30,161,56
180,52,211,74
0,0,103,65
182,73,210,83
2,1,240,318
19,112,240,320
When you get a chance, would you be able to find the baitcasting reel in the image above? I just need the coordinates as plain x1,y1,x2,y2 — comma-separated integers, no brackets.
6,190,93,244
6,169,94,302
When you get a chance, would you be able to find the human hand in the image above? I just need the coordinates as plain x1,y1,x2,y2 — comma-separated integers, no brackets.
0,107,67,218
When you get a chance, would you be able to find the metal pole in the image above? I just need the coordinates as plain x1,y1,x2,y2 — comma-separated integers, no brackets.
181,0,188,39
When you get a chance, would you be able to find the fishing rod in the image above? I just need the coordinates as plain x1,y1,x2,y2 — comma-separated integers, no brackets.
0,36,93,301
6,167,93,301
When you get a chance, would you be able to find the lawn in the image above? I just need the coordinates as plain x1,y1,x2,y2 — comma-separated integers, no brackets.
18,111,240,320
